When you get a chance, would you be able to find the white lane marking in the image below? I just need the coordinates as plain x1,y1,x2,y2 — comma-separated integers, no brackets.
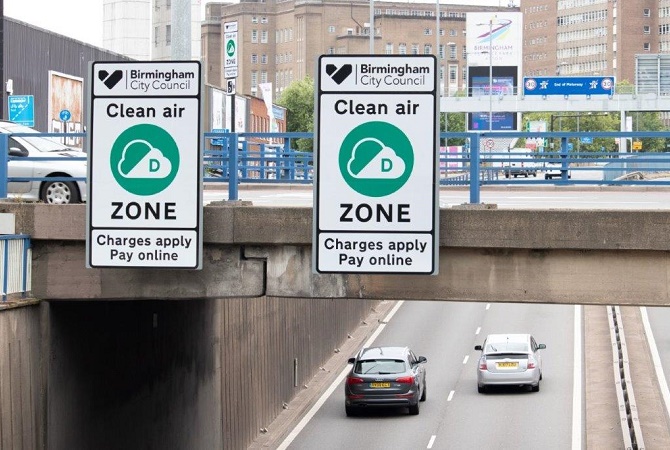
447,390,455,402
462,355,469,364
572,305,582,450
427,435,437,449
475,327,481,335
640,307,670,421
277,301,405,450
486,304,491,310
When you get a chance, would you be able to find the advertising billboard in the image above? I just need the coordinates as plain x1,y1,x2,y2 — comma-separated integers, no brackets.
48,71,84,148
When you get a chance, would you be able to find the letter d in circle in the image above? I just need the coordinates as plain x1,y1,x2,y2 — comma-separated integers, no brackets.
149,159,161,173
381,158,393,172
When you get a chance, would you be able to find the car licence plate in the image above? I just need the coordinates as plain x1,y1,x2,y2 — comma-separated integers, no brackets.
370,382,391,388
497,362,518,369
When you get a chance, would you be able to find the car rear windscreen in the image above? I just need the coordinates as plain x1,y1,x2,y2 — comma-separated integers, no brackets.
355,359,406,374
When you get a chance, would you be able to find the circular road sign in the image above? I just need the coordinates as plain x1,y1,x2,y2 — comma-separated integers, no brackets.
110,123,180,196
59,109,71,121
226,40,236,58
484,138,495,149
338,121,414,198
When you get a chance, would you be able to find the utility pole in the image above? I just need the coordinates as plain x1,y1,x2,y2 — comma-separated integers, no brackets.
1,0,4,120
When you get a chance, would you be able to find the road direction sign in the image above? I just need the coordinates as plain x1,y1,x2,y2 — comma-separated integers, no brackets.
314,55,439,274
86,61,202,269
8,95,34,127
523,76,615,96
224,21,238,79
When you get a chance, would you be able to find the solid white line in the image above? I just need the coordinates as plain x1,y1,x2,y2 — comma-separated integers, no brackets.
572,305,582,450
640,307,670,420
462,355,469,364
277,301,405,450
486,303,491,310
427,435,437,449
475,326,481,335
447,390,455,402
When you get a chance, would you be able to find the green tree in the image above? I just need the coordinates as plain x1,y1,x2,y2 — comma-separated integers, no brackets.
277,76,314,151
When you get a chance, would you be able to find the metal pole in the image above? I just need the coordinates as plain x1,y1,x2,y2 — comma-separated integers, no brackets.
436,0,440,95
369,0,374,54
488,19,493,131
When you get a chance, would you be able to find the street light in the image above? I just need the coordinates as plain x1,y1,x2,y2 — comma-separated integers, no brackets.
488,19,493,131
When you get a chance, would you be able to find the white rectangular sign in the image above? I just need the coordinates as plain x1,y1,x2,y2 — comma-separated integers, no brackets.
224,21,238,80
87,61,203,269
314,55,439,275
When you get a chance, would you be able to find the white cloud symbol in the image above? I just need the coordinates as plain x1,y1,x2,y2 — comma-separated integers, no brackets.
347,138,406,179
118,139,173,179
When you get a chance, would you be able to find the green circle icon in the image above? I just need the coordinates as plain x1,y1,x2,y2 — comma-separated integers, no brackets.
110,124,180,196
339,121,414,197
226,40,236,57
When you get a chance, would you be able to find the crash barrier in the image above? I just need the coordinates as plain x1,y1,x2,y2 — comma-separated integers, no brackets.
0,235,31,301
1,130,670,204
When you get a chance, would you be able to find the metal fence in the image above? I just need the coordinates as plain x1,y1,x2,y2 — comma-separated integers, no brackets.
2,129,670,205
0,235,31,301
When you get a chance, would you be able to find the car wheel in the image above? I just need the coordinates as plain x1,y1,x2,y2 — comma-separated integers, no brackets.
345,405,357,417
408,402,420,415
532,172,537,177
40,179,80,204
531,383,540,392
504,172,510,179
545,174,550,180
478,385,486,394
420,383,427,402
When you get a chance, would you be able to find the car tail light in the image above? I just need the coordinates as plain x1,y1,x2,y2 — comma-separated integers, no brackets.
479,358,487,370
395,376,415,384
346,376,364,385
527,360,536,369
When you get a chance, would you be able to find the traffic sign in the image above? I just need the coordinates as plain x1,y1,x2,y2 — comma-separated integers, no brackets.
59,109,71,122
632,141,642,150
523,76,615,96
314,55,439,274
8,95,35,127
224,21,238,79
86,61,203,269
226,79,236,95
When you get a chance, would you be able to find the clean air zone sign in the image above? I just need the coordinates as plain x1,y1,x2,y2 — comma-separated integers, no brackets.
87,61,202,269
314,55,439,274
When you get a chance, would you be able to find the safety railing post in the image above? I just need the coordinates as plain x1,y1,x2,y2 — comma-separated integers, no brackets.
0,134,8,200
229,133,240,201
469,134,481,204
561,136,569,181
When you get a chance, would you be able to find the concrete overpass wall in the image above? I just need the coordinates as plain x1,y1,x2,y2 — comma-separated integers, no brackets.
3,297,376,449
0,301,43,450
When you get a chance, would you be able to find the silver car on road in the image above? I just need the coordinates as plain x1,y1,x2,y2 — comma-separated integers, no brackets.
474,333,545,393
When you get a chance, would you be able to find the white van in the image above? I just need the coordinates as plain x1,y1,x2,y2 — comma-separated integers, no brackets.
502,148,537,178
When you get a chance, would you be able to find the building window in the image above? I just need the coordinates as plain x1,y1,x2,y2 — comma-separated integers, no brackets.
166,25,171,45
643,8,651,17
439,44,444,59
385,43,393,54
424,28,432,36
252,16,258,24
251,71,258,89
643,25,650,34
643,42,650,51
439,29,445,36
252,30,258,43
449,65,457,82
449,44,456,60
399,43,407,54
251,54,258,64
261,30,268,43
411,44,419,54
154,26,159,46
329,25,335,33
328,47,335,54
449,29,456,36
424,44,432,54
261,17,268,24
261,70,268,83
166,0,171,8
261,54,267,64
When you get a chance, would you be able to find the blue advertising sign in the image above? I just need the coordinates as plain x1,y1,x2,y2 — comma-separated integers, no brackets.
523,76,615,96
8,95,35,127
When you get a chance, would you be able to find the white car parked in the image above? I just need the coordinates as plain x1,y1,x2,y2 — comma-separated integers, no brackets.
0,121,86,204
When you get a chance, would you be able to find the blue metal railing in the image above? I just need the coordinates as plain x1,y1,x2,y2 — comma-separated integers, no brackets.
2,129,670,205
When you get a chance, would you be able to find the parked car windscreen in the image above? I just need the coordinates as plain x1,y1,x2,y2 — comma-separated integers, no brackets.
1,123,74,153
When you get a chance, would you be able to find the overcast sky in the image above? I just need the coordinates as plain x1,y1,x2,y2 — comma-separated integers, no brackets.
5,0,505,48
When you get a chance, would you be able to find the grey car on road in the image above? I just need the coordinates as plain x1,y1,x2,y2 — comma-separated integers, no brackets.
475,333,545,393
345,346,427,416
